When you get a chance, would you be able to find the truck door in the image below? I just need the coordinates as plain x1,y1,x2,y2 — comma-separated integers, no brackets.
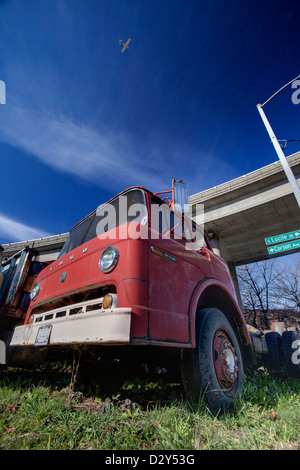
148,200,213,343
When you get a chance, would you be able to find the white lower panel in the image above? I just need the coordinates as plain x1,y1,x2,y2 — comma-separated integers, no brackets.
10,308,132,347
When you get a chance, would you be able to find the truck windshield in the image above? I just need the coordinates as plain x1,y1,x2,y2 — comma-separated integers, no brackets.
58,189,148,258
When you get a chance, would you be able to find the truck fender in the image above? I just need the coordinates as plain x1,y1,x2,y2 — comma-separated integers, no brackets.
188,278,252,349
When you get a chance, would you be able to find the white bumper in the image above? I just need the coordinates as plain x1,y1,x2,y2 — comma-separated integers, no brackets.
10,297,132,347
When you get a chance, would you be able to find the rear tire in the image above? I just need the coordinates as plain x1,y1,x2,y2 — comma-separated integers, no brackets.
262,332,283,373
181,308,244,414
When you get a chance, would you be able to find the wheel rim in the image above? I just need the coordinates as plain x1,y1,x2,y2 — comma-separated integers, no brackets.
213,330,239,391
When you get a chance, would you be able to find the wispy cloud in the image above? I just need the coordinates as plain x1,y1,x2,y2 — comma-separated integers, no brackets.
0,105,170,193
0,104,238,197
0,213,50,243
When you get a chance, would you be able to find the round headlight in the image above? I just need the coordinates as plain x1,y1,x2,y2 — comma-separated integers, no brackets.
99,247,119,273
30,283,40,301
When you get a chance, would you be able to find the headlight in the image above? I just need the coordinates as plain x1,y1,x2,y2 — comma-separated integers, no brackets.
30,283,40,301
99,247,119,273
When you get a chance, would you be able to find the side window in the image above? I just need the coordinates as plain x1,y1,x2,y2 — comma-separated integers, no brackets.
187,223,208,250
151,203,171,235
171,211,185,239
150,199,210,250
151,201,185,240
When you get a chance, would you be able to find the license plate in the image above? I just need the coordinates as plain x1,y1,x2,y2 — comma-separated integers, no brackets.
35,325,52,346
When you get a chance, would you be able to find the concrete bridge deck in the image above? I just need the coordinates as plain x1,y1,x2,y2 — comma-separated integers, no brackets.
190,152,300,266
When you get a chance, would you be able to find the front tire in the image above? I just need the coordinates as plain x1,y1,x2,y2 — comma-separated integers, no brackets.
181,308,244,414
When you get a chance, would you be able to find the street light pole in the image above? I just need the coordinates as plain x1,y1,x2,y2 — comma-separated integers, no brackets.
257,74,300,208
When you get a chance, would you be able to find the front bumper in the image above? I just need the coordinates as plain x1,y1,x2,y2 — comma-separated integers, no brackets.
10,297,132,348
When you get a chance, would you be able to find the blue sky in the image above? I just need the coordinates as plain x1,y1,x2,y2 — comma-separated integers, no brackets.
0,0,300,246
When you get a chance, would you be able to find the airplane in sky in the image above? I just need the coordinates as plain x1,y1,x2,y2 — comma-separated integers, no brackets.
119,38,131,52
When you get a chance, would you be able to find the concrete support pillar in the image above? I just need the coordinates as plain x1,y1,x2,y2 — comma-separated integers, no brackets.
227,261,244,312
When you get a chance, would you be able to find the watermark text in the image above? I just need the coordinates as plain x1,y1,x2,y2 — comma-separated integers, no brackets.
291,339,300,365
94,197,205,250
291,80,300,105
0,80,6,104
0,340,6,364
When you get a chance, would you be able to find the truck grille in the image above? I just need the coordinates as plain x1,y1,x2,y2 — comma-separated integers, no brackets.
32,296,110,324
31,285,116,316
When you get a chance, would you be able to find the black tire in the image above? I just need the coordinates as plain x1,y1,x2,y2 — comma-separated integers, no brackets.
281,330,300,379
262,332,283,373
181,308,244,414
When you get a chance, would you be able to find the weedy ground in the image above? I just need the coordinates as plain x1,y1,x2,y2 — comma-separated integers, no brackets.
0,361,299,450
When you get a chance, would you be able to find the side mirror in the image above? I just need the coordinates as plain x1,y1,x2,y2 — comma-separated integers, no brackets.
173,180,189,213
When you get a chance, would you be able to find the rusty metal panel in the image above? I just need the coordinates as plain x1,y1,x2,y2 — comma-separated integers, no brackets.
5,248,32,307
0,248,46,323
0,253,20,308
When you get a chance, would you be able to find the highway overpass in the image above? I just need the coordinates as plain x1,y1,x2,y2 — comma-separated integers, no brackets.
189,151,300,266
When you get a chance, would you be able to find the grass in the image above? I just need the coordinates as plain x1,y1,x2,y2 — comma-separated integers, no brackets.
0,362,299,450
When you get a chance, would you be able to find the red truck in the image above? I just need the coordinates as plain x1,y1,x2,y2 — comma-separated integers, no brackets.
8,180,257,413
7,181,253,410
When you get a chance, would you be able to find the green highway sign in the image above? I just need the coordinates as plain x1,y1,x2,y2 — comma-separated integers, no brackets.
267,239,300,255
265,229,300,246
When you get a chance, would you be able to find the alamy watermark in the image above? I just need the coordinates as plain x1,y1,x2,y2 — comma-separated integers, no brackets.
0,340,6,364
0,80,6,104
291,339,300,365
291,80,300,105
94,197,205,251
